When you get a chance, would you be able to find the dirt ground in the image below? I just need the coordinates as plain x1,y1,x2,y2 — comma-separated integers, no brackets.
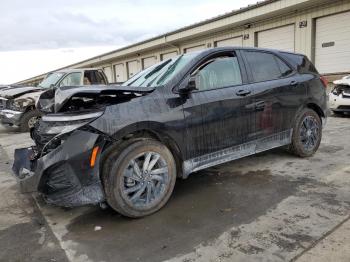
0,115,349,262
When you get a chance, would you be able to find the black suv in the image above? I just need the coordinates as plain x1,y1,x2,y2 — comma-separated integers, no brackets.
13,47,327,218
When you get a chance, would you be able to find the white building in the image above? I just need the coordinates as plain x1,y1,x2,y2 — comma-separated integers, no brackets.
17,0,350,86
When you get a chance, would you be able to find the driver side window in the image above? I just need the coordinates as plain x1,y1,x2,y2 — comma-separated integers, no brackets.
59,72,82,87
195,56,242,91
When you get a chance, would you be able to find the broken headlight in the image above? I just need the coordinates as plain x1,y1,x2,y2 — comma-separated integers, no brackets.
332,85,350,96
7,100,23,111
40,111,104,135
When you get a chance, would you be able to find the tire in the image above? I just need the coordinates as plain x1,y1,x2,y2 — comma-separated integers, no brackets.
103,138,177,218
289,108,322,158
19,110,41,132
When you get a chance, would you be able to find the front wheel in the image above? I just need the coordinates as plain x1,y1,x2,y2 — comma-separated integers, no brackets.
289,108,322,158
103,139,177,218
19,110,41,132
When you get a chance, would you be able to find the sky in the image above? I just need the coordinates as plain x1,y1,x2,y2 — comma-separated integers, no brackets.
0,0,258,84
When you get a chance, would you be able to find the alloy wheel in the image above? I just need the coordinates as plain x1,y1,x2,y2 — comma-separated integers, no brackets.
121,151,169,208
299,115,320,151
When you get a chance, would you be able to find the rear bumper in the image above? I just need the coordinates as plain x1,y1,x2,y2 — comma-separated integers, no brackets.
13,129,106,207
0,109,23,126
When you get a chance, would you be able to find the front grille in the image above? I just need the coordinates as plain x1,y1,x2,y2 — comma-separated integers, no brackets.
338,105,350,110
0,98,8,110
343,92,350,99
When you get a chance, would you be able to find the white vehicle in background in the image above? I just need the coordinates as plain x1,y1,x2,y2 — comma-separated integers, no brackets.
329,75,350,115
0,69,108,131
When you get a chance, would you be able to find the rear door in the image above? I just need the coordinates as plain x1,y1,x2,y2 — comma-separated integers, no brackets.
241,50,305,147
182,51,254,160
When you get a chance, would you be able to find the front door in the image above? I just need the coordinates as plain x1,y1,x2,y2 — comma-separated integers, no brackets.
182,53,255,170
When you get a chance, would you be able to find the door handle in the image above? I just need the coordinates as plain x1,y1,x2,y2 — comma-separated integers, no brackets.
255,101,266,111
236,89,251,96
290,80,299,86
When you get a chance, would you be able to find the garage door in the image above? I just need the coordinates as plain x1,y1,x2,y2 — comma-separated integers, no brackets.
161,51,178,61
184,45,205,53
103,66,113,83
127,60,140,79
215,36,243,47
114,63,126,83
315,12,350,74
142,56,157,69
257,25,295,52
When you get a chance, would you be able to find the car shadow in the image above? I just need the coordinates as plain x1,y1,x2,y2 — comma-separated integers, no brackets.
63,161,303,262
0,124,22,134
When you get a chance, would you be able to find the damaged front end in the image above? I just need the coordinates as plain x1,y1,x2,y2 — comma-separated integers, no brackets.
12,85,154,207
329,79,350,112
13,112,107,206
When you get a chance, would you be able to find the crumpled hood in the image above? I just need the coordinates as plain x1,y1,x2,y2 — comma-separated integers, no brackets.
0,86,43,99
37,84,155,113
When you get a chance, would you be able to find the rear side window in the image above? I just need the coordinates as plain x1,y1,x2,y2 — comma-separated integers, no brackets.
244,51,292,82
281,52,319,74
84,71,107,85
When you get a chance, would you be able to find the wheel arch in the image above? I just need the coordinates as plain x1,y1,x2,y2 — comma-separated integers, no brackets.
103,123,185,178
306,103,325,119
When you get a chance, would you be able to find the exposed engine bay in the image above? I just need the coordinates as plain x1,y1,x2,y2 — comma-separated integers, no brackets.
37,85,154,114
332,84,350,96
32,85,155,157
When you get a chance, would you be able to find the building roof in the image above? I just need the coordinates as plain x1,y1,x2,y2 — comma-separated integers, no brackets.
16,0,320,84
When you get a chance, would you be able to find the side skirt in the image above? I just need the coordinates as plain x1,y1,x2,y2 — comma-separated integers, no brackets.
182,129,292,178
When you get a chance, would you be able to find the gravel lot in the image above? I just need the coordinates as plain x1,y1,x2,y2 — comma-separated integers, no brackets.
0,115,349,262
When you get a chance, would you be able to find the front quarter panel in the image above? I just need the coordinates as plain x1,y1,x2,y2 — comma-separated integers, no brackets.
13,90,44,110
89,88,187,156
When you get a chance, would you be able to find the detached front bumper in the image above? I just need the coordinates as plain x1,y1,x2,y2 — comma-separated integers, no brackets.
0,109,23,126
13,129,106,207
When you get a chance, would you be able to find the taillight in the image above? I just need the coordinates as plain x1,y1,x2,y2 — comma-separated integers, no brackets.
320,76,328,88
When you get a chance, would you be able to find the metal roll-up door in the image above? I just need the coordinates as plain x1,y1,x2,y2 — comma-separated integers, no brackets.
257,25,295,52
215,36,243,47
184,45,205,53
114,63,126,83
315,12,350,74
161,51,178,61
127,60,140,79
142,56,157,69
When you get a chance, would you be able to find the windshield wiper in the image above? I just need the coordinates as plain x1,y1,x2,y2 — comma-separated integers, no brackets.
126,60,172,87
144,60,171,79
156,55,183,85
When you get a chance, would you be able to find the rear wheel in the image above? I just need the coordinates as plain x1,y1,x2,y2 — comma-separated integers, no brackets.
19,110,41,132
103,139,176,218
289,108,322,158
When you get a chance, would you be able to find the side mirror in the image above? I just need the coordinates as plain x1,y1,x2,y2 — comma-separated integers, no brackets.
179,76,197,95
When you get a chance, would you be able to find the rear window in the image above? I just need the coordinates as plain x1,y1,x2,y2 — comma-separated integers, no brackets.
244,51,293,82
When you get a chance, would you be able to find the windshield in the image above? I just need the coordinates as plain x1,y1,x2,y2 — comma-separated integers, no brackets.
39,72,65,88
122,52,198,87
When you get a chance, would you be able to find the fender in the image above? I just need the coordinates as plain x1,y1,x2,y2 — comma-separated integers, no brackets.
104,121,186,161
